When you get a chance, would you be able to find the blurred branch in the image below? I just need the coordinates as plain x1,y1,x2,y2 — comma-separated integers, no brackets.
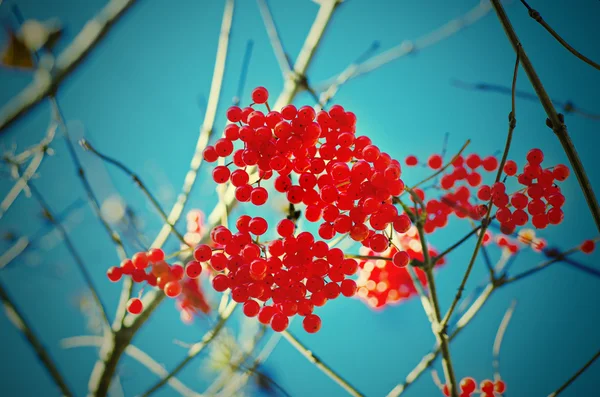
150,0,234,250
492,301,516,379
316,0,495,106
140,301,237,397
548,349,600,397
490,0,600,235
80,139,189,246
440,47,520,330
0,279,74,396
257,0,293,75
451,80,600,120
0,0,140,133
0,123,56,220
518,0,600,71
281,330,364,397
61,336,200,397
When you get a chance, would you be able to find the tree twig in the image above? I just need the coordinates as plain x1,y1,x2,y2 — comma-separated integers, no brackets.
80,139,189,246
257,0,292,75
547,349,600,397
492,301,516,379
490,0,600,234
0,0,140,133
0,279,74,396
281,330,364,397
519,0,600,71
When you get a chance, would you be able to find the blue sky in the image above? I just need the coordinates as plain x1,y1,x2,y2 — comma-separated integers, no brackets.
1,0,600,396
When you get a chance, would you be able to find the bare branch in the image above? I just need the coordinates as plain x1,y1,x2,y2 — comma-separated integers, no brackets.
491,0,600,234
316,0,495,105
80,139,189,246
548,349,600,397
281,330,364,397
257,0,293,75
0,0,140,133
61,336,201,397
492,301,516,379
0,280,74,396
519,0,600,71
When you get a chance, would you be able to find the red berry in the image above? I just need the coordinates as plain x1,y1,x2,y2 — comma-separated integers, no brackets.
581,239,595,254
460,377,476,393
526,148,544,164
203,146,218,162
212,274,230,292
270,312,289,332
249,217,268,235
185,261,202,279
164,281,182,298
251,86,269,104
212,166,231,184
494,380,506,393
243,300,260,317
194,244,212,261
392,251,410,268
482,156,498,171
303,314,322,333
427,154,443,170
553,164,570,181
480,379,494,394
147,248,165,263
132,252,149,269
250,187,269,206
106,266,122,282
277,219,295,237
127,298,143,314
341,279,357,297
503,160,517,176
405,155,418,166
226,106,242,122
547,208,564,225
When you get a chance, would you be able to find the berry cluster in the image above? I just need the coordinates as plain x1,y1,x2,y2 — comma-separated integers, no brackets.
194,216,358,333
105,248,204,315
356,225,445,309
203,87,412,255
479,149,568,234
441,377,506,397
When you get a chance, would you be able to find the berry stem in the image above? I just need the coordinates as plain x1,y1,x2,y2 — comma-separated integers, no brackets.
0,280,75,397
440,47,521,330
518,0,600,71
281,330,365,397
548,348,600,397
80,139,190,247
406,188,459,397
490,0,600,235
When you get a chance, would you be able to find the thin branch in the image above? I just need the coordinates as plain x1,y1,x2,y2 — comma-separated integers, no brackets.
61,336,201,397
519,0,600,71
491,0,600,234
281,330,364,397
150,0,234,250
257,0,293,75
451,80,600,120
0,279,74,396
140,301,237,397
80,139,189,246
492,301,516,379
27,182,111,327
316,0,494,104
440,47,520,329
0,123,57,220
0,0,140,133
548,349,600,397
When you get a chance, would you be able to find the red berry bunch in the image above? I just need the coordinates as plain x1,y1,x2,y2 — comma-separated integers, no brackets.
479,149,569,234
194,216,358,333
203,86,412,256
106,248,204,314
441,377,506,397
356,226,445,309
176,277,211,324
405,152,501,234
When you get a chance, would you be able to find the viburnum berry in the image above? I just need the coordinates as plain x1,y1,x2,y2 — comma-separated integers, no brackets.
147,248,165,263
392,251,410,268
460,377,476,393
243,300,260,317
405,155,418,166
303,314,322,333
503,160,517,176
427,154,443,169
164,281,182,298
107,266,122,282
194,244,212,261
251,86,269,104
185,261,202,279
494,379,506,393
581,239,595,254
127,298,143,315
